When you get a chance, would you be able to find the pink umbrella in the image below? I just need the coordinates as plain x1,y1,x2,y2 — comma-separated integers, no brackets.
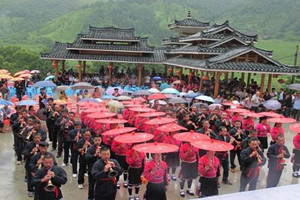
105,87,124,96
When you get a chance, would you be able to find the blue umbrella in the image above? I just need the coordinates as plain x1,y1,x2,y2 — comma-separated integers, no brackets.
102,95,117,100
18,100,38,106
78,98,101,103
33,81,56,88
152,76,162,81
160,83,171,90
0,99,13,106
185,92,202,98
44,75,55,81
161,88,180,95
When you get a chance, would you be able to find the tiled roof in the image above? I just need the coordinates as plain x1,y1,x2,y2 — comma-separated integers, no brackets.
168,18,210,28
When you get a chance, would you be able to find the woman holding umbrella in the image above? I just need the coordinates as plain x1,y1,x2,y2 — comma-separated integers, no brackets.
270,123,285,145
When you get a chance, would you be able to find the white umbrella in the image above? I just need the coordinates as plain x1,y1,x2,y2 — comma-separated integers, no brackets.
168,97,187,104
208,104,222,110
148,88,160,93
195,95,215,103
117,96,132,101
56,85,70,91
287,84,300,91
71,82,94,90
149,100,167,105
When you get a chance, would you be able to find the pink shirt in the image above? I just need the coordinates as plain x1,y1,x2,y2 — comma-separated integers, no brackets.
293,134,300,149
231,115,243,125
255,123,270,137
270,127,285,141
243,118,255,131
198,155,220,178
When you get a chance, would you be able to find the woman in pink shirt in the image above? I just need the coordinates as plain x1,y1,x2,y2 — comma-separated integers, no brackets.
243,116,255,135
231,112,243,125
255,117,270,151
270,123,285,145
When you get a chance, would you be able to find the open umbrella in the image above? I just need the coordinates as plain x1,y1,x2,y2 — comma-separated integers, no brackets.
30,70,40,74
129,107,155,113
44,75,55,81
18,100,38,106
156,123,187,133
0,74,12,79
96,118,127,124
134,90,151,96
287,84,300,91
222,101,240,107
148,88,160,93
0,99,13,106
259,112,283,118
173,130,209,142
149,100,167,105
102,95,117,100
168,97,187,104
226,108,250,113
161,88,179,95
107,100,124,109
10,77,24,82
33,81,56,88
0,69,9,74
117,96,132,101
114,132,154,144
133,142,179,153
208,104,222,111
185,92,202,98
56,85,70,91
240,112,263,118
83,107,109,113
145,117,176,125
191,139,234,151
105,87,124,96
78,98,102,103
19,74,31,79
14,71,25,77
53,100,67,105
148,93,167,100
87,112,117,119
102,127,137,136
152,76,162,81
262,99,281,110
132,97,147,103
160,83,171,90
289,123,300,133
136,112,166,118
267,117,296,124
71,82,94,90
196,95,215,103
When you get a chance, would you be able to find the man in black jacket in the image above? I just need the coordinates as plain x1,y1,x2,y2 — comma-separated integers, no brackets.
92,147,123,200
239,138,266,191
266,135,290,188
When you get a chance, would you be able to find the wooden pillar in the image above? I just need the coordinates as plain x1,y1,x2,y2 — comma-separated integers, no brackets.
77,61,82,82
62,60,65,74
247,73,251,86
170,66,174,76
108,62,113,86
241,72,245,83
267,74,272,92
231,72,234,81
83,61,86,74
52,60,59,82
224,72,229,83
214,72,221,98
260,74,265,94
138,64,143,86
199,71,204,91
164,65,168,77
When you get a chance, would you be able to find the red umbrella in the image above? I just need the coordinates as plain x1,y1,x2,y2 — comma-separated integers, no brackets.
96,118,127,124
259,112,283,118
132,97,147,103
137,112,166,118
133,142,179,153
222,102,240,107
148,93,167,100
102,127,137,136
289,123,300,133
145,117,175,125
129,107,155,113
124,104,144,108
240,112,263,118
191,139,234,151
226,108,250,113
114,132,154,144
173,130,209,142
87,112,117,119
77,101,99,107
122,101,134,105
156,123,187,132
83,108,109,113
267,117,296,124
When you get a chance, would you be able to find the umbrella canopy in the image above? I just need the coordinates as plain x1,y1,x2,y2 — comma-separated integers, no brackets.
208,104,222,111
196,95,215,103
240,112,263,118
259,112,283,118
132,97,147,103
102,127,137,136
287,84,300,91
262,99,282,110
83,107,109,113
136,112,166,118
129,107,155,113
18,100,38,106
87,112,117,119
164,94,177,99
0,69,9,74
56,85,70,91
30,70,40,74
267,117,296,124
148,88,160,93
133,142,179,153
96,118,127,124
53,100,67,105
222,101,240,107
19,74,31,78
10,77,24,82
168,97,187,104
173,131,209,142
148,93,167,100
149,100,167,105
33,81,56,88
191,139,234,151
78,98,102,103
134,90,151,96
145,117,176,125
226,108,250,113
124,104,144,108
152,76,162,81
44,75,55,81
114,132,154,144
117,96,132,101
185,92,202,98
156,123,187,133
105,87,124,96
0,74,12,79
107,100,124,109
289,123,300,133
102,95,117,100
0,99,13,106
160,83,171,90
161,88,179,95
14,71,25,77
71,82,94,90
